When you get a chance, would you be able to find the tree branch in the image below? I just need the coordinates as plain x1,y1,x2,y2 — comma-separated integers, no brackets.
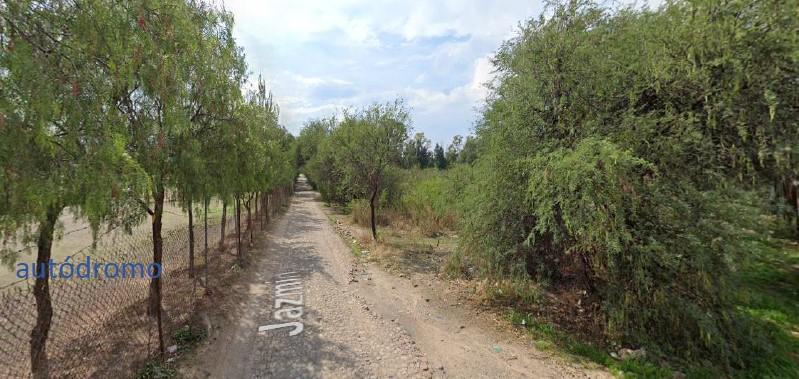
137,198,154,216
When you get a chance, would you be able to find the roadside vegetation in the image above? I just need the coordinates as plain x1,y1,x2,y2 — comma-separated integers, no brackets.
0,1,296,377
298,0,799,377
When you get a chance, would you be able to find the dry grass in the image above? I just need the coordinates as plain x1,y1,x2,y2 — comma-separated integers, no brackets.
328,207,456,279
1,199,226,287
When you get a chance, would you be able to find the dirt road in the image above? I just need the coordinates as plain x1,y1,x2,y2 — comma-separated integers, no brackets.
185,177,609,378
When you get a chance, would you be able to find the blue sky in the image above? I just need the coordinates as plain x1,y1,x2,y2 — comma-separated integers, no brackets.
224,0,543,145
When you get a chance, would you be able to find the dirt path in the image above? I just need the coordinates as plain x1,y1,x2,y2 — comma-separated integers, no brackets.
184,177,609,378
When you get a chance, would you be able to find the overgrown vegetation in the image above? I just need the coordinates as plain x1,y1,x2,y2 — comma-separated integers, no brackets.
298,0,799,376
394,168,468,236
453,0,799,376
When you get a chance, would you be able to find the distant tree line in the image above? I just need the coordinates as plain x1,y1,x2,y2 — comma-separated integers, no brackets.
396,133,479,170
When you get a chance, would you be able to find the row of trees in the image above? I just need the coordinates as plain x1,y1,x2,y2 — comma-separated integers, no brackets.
458,0,798,373
0,1,295,377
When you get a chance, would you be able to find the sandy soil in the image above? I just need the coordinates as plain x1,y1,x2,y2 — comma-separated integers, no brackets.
180,177,610,378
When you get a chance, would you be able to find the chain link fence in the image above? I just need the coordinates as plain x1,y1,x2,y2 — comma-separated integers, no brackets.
0,189,291,378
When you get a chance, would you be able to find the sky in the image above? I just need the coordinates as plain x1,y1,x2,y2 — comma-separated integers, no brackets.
224,0,544,146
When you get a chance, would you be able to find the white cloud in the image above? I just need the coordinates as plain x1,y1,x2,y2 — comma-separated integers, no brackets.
470,55,495,98
398,54,494,129
289,73,351,87
224,0,541,140
226,0,537,43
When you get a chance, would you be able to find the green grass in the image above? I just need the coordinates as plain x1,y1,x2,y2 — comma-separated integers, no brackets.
508,310,672,378
172,325,206,348
733,233,799,378
347,238,364,257
134,324,207,378
135,360,176,379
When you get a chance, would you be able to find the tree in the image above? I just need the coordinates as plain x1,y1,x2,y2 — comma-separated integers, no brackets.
218,76,293,263
1,0,286,373
175,7,245,281
305,135,347,203
331,100,409,239
458,136,479,164
433,143,447,170
108,0,247,357
445,135,463,164
0,2,144,376
296,117,333,171
409,132,432,169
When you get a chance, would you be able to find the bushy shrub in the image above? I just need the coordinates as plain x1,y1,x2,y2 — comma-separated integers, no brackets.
458,0,798,372
305,138,353,204
526,138,754,367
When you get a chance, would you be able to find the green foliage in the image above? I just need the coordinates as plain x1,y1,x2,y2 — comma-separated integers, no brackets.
397,168,467,235
458,0,799,373
172,325,206,348
526,139,654,258
302,99,410,238
525,138,756,368
734,230,799,378
457,135,480,165
403,132,432,169
509,310,674,379
433,143,447,170
296,117,334,171
445,135,462,165
306,136,349,203
1,1,294,375
135,360,176,379
0,0,146,245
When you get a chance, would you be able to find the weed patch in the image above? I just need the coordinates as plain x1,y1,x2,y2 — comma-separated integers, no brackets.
135,360,176,379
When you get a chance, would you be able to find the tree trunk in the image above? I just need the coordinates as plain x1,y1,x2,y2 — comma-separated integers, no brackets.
30,204,60,379
260,192,266,230
219,200,227,250
149,182,166,358
235,196,242,262
265,193,270,225
203,197,209,290
188,198,194,278
246,195,253,245
369,189,378,240
794,180,799,242
244,196,250,231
